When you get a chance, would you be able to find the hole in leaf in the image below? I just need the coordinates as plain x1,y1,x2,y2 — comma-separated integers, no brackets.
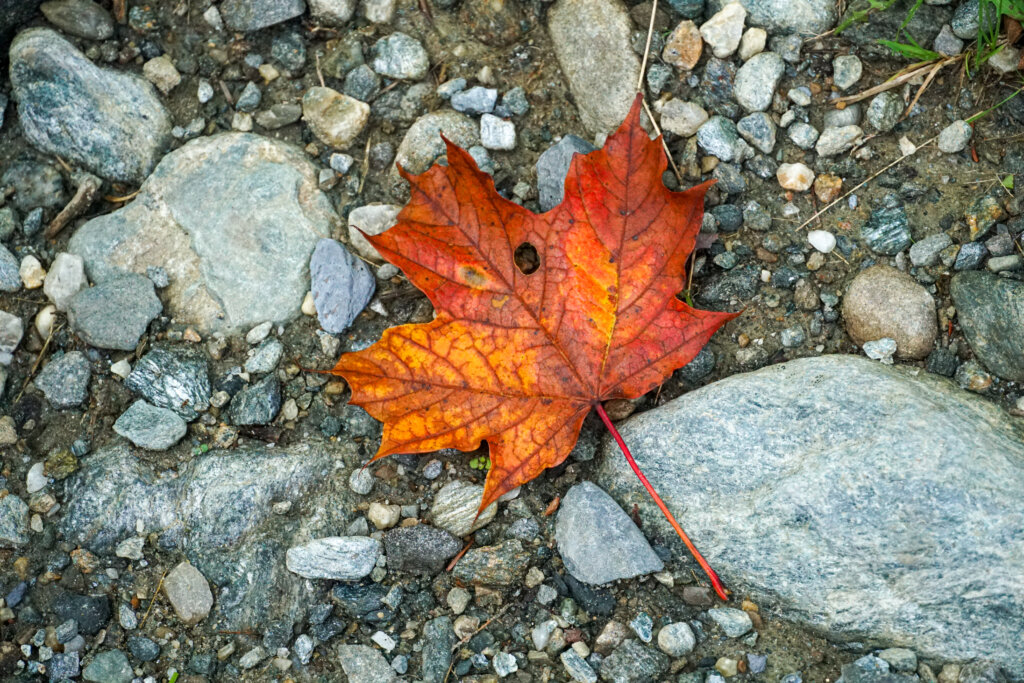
514,242,540,275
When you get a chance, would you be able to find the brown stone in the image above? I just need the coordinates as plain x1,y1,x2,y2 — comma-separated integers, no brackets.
842,265,937,359
813,173,842,203
662,20,702,70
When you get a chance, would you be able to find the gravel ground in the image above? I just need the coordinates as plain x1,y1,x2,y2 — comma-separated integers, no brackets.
0,0,1023,682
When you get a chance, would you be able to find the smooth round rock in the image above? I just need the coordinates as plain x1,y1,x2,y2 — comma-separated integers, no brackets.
842,265,937,360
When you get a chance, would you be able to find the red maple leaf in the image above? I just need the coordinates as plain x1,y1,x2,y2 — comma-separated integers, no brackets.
331,95,738,598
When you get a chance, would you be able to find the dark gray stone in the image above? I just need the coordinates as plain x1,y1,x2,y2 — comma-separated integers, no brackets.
555,482,663,585
219,0,305,31
737,112,776,154
67,274,162,351
52,592,110,635
596,355,1024,671
114,400,187,450
536,135,596,212
861,206,911,255
383,525,462,574
0,159,65,211
125,345,210,420
697,264,759,307
950,271,1024,381
343,64,381,102
47,652,80,682
127,636,160,662
34,350,90,409
0,493,29,548
310,239,375,334
40,0,114,40
955,241,988,270
229,374,281,425
422,616,456,683
9,29,171,183
600,640,669,683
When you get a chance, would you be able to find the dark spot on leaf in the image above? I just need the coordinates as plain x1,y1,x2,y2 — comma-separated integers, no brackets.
514,242,540,275
461,266,487,287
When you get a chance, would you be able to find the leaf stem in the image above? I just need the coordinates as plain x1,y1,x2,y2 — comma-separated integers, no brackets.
594,402,729,601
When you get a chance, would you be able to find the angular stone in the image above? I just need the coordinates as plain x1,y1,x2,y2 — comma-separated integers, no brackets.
706,0,837,34
302,86,370,149
662,20,703,70
69,134,334,333
9,29,171,183
536,135,596,212
125,345,210,420
219,0,305,31
34,350,91,408
383,525,462,574
596,355,1024,671
67,274,162,350
370,32,429,80
0,493,29,548
394,111,480,177
950,271,1024,381
309,239,374,334
337,644,398,683
555,482,664,585
113,400,187,450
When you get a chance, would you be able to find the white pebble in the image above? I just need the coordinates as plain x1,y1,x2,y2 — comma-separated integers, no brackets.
371,631,396,651
776,163,815,192
246,321,273,344
110,359,132,379
34,305,56,339
26,462,47,493
480,114,516,151
807,230,836,254
301,291,317,316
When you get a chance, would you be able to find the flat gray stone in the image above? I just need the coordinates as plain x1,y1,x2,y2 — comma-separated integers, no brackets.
69,133,334,333
337,644,398,683
219,0,305,31
40,0,114,40
285,536,381,579
113,400,187,450
547,0,640,136
67,274,162,351
9,28,171,183
950,271,1024,381
310,239,374,334
596,355,1024,671
555,482,664,585
34,350,90,408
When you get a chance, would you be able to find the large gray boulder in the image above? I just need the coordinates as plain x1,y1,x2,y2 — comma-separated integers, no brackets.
69,133,336,333
59,442,360,628
596,355,1024,672
9,28,171,183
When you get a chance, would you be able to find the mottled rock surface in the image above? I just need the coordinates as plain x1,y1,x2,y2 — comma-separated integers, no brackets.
597,355,1024,671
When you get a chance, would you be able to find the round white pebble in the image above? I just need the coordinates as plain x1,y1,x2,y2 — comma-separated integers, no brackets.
807,230,837,254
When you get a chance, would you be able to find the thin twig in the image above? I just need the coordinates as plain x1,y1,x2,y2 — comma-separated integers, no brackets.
443,603,514,683
139,569,169,629
46,174,102,239
835,57,959,107
637,0,658,92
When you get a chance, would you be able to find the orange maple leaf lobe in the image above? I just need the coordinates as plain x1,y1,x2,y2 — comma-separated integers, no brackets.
333,94,738,510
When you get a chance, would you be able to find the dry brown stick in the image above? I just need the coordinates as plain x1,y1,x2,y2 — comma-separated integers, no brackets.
901,58,948,120
139,569,169,629
835,59,956,107
46,174,102,239
637,0,659,92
